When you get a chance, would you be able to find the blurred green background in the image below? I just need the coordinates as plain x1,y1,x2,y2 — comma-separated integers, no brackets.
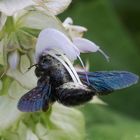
60,0,140,139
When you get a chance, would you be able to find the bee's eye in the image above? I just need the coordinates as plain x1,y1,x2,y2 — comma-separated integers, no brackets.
39,55,52,67
42,58,47,64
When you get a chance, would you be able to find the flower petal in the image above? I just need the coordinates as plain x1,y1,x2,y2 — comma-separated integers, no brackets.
26,130,39,140
69,25,87,33
63,17,87,38
0,81,27,130
44,0,72,15
70,25,87,38
63,17,73,25
8,51,20,69
73,37,99,53
0,96,20,130
19,10,66,32
7,55,37,89
0,0,34,16
35,28,80,62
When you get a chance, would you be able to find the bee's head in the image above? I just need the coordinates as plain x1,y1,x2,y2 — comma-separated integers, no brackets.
35,54,58,77
38,55,54,70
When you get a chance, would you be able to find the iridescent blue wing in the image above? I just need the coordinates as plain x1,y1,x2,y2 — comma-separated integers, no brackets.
18,78,51,112
78,71,139,95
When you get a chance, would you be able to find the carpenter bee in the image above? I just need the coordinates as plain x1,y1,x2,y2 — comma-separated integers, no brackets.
18,54,139,112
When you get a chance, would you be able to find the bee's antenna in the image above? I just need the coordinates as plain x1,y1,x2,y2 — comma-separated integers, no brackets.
28,64,38,71
25,64,38,73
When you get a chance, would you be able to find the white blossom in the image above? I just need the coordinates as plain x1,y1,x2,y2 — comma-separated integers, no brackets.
0,0,72,16
36,28,108,62
63,17,87,39
63,17,109,61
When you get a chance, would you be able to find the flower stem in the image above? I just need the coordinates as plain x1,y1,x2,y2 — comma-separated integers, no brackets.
0,76,13,95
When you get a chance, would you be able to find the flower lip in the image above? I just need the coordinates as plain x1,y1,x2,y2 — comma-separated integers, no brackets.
73,37,99,53
35,28,80,63
35,28,109,64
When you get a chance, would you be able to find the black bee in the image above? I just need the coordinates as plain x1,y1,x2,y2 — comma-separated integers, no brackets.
18,54,139,112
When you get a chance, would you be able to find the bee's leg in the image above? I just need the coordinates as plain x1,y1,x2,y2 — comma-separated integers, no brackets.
55,82,96,106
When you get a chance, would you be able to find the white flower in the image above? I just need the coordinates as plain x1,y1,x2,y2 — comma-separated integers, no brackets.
35,0,72,16
0,0,72,16
63,17,109,61
63,17,87,39
35,28,108,62
35,28,80,62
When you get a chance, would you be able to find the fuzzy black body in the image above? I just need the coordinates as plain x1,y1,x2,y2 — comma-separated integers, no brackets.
35,54,73,87
56,82,95,106
35,54,95,107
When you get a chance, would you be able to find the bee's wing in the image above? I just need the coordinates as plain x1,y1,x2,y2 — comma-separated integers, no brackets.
78,71,139,95
18,81,51,112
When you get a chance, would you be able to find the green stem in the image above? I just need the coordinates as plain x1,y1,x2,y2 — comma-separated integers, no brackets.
42,106,58,130
4,16,15,33
0,76,13,95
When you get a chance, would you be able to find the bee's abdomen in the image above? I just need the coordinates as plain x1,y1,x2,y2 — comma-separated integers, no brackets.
55,82,96,106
